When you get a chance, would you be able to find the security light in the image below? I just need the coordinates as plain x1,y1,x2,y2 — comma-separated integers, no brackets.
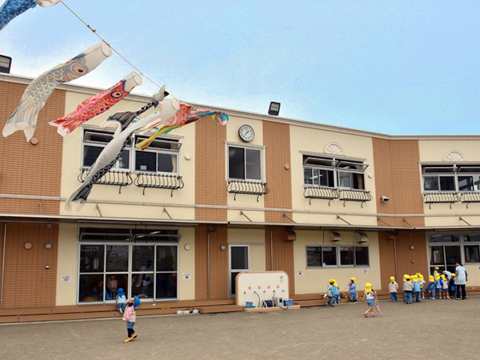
0,55,12,74
268,102,281,116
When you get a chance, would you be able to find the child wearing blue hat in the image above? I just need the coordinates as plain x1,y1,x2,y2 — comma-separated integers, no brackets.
123,296,140,343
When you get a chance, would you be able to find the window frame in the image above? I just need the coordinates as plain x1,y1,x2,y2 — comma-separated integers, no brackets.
226,143,265,182
133,135,182,175
421,164,480,193
302,153,368,191
426,232,480,266
306,245,370,269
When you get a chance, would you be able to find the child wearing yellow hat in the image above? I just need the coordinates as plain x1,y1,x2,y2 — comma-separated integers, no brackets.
362,283,377,318
428,275,436,300
434,273,442,299
332,280,340,304
403,275,413,304
419,274,426,300
348,278,357,302
449,274,456,299
412,275,421,302
388,276,398,301
327,280,335,307
441,275,449,299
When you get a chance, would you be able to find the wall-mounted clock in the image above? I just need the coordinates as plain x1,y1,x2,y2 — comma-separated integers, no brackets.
239,124,255,142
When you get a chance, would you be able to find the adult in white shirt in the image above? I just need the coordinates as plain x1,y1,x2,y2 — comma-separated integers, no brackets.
455,262,468,300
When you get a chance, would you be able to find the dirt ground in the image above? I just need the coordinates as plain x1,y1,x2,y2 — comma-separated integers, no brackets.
1,297,479,360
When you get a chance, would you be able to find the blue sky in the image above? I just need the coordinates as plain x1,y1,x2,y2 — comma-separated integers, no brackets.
1,0,479,135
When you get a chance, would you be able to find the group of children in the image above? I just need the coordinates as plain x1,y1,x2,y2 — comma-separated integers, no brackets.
326,278,358,307
387,269,457,304
115,288,141,343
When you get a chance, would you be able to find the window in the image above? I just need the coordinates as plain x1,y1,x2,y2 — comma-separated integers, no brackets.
134,136,181,174
302,154,367,190
306,245,369,268
422,165,480,192
78,228,179,303
228,146,263,181
81,129,182,175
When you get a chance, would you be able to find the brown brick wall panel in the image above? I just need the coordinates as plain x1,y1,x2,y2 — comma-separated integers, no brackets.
263,121,292,223
372,139,424,227
378,231,428,290
0,81,64,215
195,228,228,300
2,223,58,308
195,118,227,221
268,229,295,295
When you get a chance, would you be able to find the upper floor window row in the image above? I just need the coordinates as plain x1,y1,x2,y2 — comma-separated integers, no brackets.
303,154,368,190
422,165,480,192
82,129,182,175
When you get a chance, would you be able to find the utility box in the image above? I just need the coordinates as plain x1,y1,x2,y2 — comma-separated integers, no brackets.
235,271,289,307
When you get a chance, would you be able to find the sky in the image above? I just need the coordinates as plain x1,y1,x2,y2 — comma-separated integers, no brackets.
1,0,480,135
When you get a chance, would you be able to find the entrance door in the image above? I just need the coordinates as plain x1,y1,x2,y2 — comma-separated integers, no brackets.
229,245,249,297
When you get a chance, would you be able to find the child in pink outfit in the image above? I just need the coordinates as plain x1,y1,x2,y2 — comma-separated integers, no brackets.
123,297,137,342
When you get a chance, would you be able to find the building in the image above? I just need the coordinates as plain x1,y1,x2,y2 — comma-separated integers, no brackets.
0,73,479,311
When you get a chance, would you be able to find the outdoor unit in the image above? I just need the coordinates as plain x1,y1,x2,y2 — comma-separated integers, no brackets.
354,232,368,243
329,231,341,242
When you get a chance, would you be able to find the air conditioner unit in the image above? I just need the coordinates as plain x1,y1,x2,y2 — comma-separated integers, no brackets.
354,232,368,243
329,231,341,242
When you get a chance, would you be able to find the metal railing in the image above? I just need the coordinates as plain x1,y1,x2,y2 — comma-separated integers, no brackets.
338,189,373,208
303,186,339,205
134,173,184,196
459,191,480,209
423,192,459,209
227,180,270,201
78,168,133,193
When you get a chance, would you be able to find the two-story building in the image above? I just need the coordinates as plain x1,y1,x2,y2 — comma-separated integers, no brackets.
1,73,479,311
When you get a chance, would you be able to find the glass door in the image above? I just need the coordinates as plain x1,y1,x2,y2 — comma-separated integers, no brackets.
429,245,461,275
229,245,249,297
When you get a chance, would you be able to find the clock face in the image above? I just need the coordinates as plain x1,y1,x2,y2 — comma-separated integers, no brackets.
239,124,255,142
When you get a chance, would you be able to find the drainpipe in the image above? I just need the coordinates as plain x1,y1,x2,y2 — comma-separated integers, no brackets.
270,229,273,271
394,236,398,283
207,228,217,300
1,224,6,309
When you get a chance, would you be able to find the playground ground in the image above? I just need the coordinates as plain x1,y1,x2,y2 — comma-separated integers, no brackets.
1,297,479,359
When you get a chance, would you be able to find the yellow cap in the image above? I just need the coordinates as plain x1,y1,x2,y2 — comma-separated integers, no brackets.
429,275,434,282
435,267,439,270
333,280,338,287
434,273,440,280
441,275,446,280
390,276,395,282
350,277,356,284
413,275,418,281
405,275,411,280
329,279,334,284
419,274,424,281
416,272,421,276
452,273,456,277
365,283,372,292
403,274,409,281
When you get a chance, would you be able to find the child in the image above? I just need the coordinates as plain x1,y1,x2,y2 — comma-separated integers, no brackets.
362,283,377,318
123,296,140,343
435,274,442,299
412,275,421,302
388,276,398,301
332,279,340,304
116,288,126,314
428,275,436,300
419,274,426,300
348,277,357,302
449,274,456,299
441,275,449,299
403,275,413,304
327,280,335,307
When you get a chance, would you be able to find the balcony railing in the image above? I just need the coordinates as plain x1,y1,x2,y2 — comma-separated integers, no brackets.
303,186,339,205
423,192,459,209
459,191,480,209
227,180,270,201
134,173,184,196
78,168,133,193
338,189,373,208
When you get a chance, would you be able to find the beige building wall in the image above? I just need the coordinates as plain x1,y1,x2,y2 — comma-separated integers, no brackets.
293,230,381,294
228,229,266,272
226,115,265,220
59,91,196,220
56,224,79,306
178,227,196,300
289,126,377,225
419,139,480,225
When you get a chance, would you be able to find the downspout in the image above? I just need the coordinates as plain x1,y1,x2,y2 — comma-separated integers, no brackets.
270,229,273,271
1,224,6,309
394,236,398,283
